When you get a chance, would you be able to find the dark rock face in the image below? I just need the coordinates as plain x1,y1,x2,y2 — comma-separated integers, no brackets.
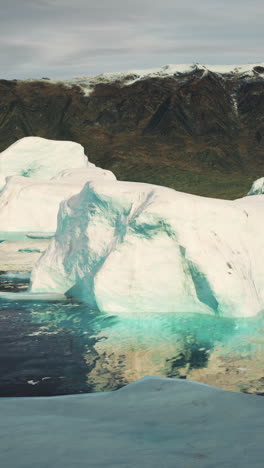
0,69,263,198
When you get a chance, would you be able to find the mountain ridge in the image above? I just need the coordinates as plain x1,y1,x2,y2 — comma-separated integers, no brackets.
0,63,263,199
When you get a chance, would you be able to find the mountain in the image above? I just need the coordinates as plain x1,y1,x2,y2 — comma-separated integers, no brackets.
0,63,264,198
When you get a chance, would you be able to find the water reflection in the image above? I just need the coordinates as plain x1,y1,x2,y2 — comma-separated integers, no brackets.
84,312,264,394
0,277,264,396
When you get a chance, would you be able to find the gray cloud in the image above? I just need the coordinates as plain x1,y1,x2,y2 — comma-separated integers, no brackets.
0,0,263,78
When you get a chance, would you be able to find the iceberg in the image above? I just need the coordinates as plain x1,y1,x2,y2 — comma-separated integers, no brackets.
0,376,263,468
26,233,55,239
0,139,116,232
0,176,94,232
247,177,264,195
30,179,264,318
0,136,90,189
0,174,115,232
0,291,67,301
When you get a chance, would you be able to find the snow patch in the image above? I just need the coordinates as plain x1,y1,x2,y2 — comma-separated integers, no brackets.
0,176,89,232
230,92,239,117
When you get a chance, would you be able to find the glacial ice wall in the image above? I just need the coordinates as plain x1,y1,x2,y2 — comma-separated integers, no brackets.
30,180,264,318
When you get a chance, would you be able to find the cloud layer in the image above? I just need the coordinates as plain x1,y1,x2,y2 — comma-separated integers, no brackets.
1,0,263,78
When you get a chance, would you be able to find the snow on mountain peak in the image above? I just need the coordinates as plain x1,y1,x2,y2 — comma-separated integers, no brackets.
64,62,264,96
19,63,264,97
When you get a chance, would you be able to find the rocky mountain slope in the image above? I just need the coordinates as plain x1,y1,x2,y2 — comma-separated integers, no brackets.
0,63,263,198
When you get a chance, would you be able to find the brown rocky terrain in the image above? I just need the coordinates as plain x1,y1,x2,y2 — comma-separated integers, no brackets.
0,65,263,198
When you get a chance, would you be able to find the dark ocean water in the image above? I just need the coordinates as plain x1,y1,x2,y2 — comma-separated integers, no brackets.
0,274,264,397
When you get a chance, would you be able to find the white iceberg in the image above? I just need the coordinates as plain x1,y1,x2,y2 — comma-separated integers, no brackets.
0,139,116,232
30,180,264,318
0,136,90,190
247,177,264,195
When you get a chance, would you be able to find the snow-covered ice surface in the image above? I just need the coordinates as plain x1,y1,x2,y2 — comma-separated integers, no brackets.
0,139,116,232
248,177,264,195
0,376,263,468
25,62,264,96
51,166,116,183
0,137,89,190
30,179,264,318
0,291,66,301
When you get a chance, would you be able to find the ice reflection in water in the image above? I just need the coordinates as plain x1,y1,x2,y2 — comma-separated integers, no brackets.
0,279,264,396
85,312,264,394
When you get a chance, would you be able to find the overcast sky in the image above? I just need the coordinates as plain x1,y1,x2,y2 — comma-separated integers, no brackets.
0,0,263,79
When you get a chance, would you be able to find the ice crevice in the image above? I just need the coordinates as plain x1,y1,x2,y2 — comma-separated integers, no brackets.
179,245,219,315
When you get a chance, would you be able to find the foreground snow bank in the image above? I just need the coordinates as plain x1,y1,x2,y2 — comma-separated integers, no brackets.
0,137,90,189
0,376,263,468
30,180,264,317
